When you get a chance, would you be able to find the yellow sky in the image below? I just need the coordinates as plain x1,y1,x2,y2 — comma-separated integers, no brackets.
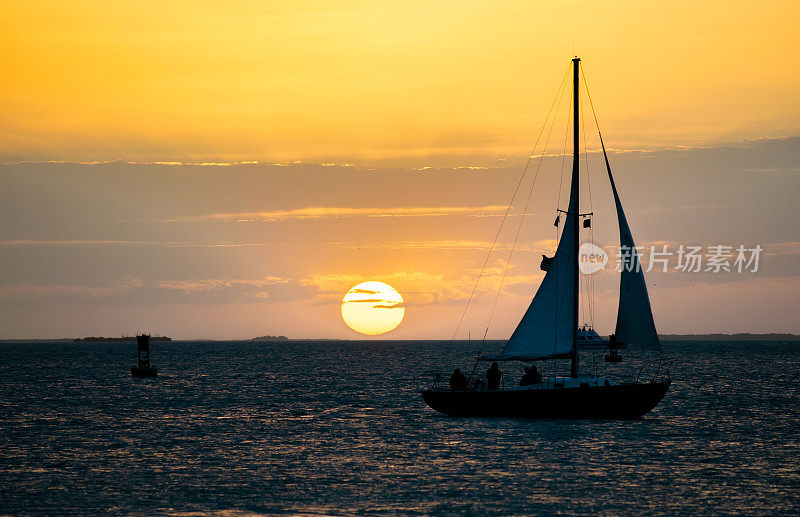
2,0,799,162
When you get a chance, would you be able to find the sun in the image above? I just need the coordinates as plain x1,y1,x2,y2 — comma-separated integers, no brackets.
341,281,405,336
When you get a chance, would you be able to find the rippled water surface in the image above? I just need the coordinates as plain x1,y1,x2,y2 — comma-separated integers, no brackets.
1,339,798,515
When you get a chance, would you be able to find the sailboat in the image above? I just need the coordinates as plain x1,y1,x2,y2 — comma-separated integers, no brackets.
421,57,670,419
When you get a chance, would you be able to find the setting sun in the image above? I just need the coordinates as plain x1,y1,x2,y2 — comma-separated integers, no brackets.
341,281,405,336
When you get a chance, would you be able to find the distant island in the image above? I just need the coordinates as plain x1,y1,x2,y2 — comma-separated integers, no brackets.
250,335,289,341
73,336,173,342
659,333,800,341
0,333,797,343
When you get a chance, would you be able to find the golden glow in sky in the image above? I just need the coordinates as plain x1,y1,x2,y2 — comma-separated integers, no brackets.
1,1,799,162
341,282,405,335
0,2,798,340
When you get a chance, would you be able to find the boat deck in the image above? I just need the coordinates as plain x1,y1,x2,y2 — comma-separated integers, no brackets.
422,379,671,419
427,375,616,392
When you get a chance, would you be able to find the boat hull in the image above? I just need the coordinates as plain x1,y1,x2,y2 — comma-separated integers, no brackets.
422,381,670,419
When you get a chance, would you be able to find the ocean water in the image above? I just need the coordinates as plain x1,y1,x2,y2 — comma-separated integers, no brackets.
0,339,798,516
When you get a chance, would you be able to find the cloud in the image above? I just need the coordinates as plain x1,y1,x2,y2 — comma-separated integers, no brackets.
0,276,144,302
745,168,800,173
5,159,273,167
164,205,508,223
0,238,558,252
766,242,800,256
0,240,301,248
0,276,296,305
155,277,289,293
331,239,558,252
413,165,491,171
301,266,542,309
372,303,405,309
0,240,171,247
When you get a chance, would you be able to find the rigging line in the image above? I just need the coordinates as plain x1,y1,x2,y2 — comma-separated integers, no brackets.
578,87,587,325
580,85,595,325
588,234,595,323
581,89,593,212
482,64,569,342
555,83,572,340
554,81,572,347
553,76,574,355
557,88,572,212
467,65,570,348
451,63,571,342
580,65,602,138
581,66,605,327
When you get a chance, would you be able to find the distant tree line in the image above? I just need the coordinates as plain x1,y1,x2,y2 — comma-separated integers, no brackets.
73,336,172,342
659,333,799,341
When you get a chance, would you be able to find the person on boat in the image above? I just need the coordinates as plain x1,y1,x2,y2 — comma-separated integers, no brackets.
530,364,542,384
449,368,467,391
520,366,532,386
486,362,502,390
519,365,542,386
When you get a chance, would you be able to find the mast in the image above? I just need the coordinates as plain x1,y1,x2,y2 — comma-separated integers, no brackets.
570,57,580,377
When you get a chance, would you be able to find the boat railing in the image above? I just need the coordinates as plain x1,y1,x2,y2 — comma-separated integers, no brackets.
428,356,671,391
429,373,444,390
427,372,604,391
635,356,672,384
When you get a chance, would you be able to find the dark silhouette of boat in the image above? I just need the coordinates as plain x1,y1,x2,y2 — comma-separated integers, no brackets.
131,334,158,377
423,377,670,418
422,58,670,419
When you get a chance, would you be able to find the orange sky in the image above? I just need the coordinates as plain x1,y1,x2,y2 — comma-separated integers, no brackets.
2,1,799,162
1,1,799,339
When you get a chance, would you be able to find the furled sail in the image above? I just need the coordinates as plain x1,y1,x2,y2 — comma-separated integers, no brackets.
601,137,660,350
482,193,578,361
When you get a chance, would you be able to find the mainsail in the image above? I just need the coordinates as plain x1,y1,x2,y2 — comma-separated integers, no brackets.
601,137,661,350
483,58,582,363
484,189,578,361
